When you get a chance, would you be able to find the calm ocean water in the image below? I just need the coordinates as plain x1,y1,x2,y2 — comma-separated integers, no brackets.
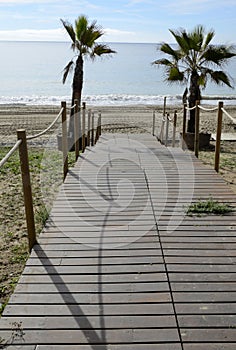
0,41,235,106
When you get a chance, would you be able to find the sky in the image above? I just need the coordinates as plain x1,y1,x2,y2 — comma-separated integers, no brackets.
0,0,235,43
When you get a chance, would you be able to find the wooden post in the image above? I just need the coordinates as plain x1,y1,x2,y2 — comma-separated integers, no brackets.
152,110,155,136
215,101,223,172
91,112,94,146
172,110,177,147
95,116,100,144
17,129,36,252
182,103,187,150
61,101,68,181
194,100,200,158
87,109,91,146
165,113,170,147
98,111,102,137
159,117,165,143
163,96,167,117
74,99,80,160
82,105,86,152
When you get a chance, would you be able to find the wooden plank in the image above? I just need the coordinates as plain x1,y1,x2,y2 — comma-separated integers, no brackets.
26,256,164,266
17,272,168,284
0,329,180,344
166,256,236,264
163,249,236,257
171,282,236,292
173,291,236,302
183,344,236,350
180,329,236,342
0,315,177,329
29,345,183,350
8,292,171,305
178,315,236,327
3,303,175,316
169,273,236,282
31,249,163,258
14,282,169,294
175,302,236,314
1,133,236,348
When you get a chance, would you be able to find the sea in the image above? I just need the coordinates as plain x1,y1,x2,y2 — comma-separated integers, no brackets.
0,41,236,106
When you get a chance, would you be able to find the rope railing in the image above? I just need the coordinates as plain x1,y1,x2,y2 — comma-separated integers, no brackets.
158,115,166,143
185,105,197,111
0,139,22,168
162,97,235,175
198,105,218,112
0,107,65,252
0,100,103,253
67,103,77,110
221,107,236,124
181,100,235,173
26,107,64,140
156,110,178,147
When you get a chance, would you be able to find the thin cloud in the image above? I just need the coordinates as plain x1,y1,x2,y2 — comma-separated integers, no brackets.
0,27,137,42
163,0,235,14
105,28,136,36
104,28,136,41
127,0,155,5
0,28,67,41
0,0,56,3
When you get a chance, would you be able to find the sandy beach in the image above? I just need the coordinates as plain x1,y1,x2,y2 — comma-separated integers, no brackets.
0,103,235,192
0,103,236,141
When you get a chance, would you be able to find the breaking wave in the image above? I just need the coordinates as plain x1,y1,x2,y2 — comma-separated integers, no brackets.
0,94,236,106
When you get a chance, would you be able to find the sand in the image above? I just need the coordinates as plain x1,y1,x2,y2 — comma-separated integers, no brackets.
0,103,235,193
0,103,236,143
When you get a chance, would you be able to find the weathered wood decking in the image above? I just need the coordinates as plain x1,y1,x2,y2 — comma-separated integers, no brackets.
1,133,236,349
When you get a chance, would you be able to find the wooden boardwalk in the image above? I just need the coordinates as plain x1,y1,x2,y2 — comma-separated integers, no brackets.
1,133,236,349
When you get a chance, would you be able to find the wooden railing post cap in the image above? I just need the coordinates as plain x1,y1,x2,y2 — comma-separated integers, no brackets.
17,129,26,135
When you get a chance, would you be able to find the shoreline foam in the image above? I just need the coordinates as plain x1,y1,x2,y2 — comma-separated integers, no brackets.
1,93,236,107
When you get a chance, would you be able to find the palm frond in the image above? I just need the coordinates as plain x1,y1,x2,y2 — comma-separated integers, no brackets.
203,29,215,49
189,25,204,50
90,44,116,60
198,73,207,88
75,15,88,41
62,60,74,84
209,70,233,87
75,17,103,48
60,19,76,44
152,58,173,66
203,45,236,65
89,20,104,41
159,43,182,61
167,67,185,82
169,28,190,54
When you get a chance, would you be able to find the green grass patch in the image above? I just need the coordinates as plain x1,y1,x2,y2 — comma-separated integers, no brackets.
186,197,234,216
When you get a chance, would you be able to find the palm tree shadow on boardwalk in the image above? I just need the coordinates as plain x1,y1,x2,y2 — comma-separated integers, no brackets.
33,168,118,347
35,246,108,348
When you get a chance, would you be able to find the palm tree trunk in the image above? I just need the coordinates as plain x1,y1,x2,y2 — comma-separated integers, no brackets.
68,55,84,148
187,72,201,133
72,55,83,108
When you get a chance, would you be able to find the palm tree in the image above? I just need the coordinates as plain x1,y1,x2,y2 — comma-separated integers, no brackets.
152,25,235,132
61,14,116,114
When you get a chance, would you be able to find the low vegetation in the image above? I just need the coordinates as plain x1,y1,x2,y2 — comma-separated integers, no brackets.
199,141,236,193
186,197,234,216
0,146,75,316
